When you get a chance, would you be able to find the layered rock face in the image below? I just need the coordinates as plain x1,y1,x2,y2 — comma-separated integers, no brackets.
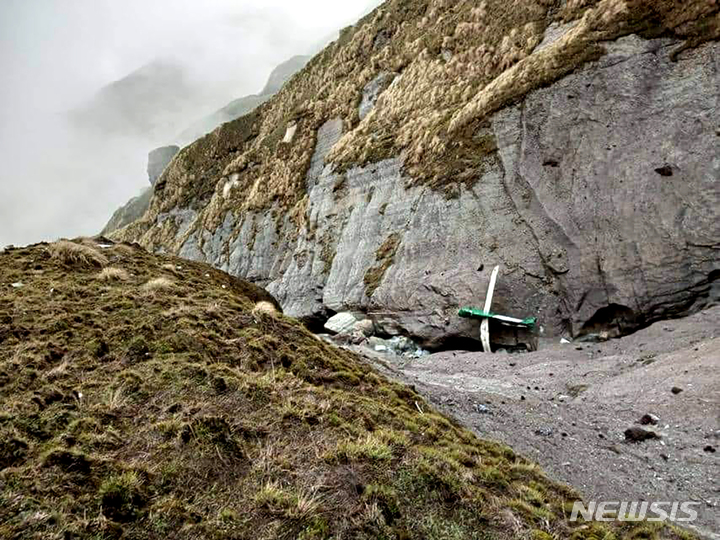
103,56,311,236
101,187,153,236
113,1,720,348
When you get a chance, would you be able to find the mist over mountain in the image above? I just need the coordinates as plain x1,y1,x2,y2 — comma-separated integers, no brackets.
0,0,381,248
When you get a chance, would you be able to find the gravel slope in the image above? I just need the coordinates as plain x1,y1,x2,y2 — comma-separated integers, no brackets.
352,307,720,538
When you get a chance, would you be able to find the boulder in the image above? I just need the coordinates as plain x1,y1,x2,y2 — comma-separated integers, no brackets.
639,414,660,426
353,319,375,337
624,427,660,443
323,312,358,335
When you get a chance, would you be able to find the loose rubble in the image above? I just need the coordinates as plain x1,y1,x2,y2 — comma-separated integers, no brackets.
319,311,429,360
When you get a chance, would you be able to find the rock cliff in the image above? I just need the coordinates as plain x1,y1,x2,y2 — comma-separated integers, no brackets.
101,146,180,235
112,0,720,349
148,145,180,186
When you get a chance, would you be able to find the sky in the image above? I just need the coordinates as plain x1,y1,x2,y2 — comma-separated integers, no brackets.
0,0,379,247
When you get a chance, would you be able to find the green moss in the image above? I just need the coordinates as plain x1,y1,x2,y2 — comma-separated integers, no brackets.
98,471,147,522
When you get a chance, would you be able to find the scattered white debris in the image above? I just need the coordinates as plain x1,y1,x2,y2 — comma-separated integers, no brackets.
560,338,571,344
282,122,298,143
205,273,210,278
97,244,113,249
222,175,240,199
374,345,388,352
11,282,24,288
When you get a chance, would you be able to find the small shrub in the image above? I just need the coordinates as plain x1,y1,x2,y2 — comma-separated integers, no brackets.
330,434,393,463
254,481,293,514
99,471,146,522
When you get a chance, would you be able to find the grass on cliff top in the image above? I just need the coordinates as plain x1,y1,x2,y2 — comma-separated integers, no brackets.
0,239,698,540
116,0,720,250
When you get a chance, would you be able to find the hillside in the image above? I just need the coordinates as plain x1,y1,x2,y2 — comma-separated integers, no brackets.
0,239,697,539
111,0,720,350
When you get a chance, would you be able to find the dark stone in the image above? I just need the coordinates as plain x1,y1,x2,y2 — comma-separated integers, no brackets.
624,427,660,443
639,414,659,426
671,387,684,395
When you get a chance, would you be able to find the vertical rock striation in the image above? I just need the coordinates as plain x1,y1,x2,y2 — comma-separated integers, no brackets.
112,2,720,348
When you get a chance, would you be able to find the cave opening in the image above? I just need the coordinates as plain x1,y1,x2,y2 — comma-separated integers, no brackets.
301,308,337,335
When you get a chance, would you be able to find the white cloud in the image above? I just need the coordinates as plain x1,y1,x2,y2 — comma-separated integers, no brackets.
0,0,381,247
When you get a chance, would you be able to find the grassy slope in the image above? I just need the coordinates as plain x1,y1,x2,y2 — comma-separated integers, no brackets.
0,240,696,540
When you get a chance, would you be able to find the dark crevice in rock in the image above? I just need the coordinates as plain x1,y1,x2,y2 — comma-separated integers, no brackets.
654,165,674,177
580,304,638,340
426,336,485,354
300,307,336,334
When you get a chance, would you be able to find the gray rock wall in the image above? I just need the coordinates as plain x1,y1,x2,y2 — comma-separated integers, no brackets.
139,35,720,348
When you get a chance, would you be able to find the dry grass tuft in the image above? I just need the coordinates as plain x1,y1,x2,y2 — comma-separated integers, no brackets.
112,243,137,257
252,301,279,318
47,240,108,268
97,268,130,282
141,277,174,294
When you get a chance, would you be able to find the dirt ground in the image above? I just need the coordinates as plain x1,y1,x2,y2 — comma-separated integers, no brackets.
347,306,720,539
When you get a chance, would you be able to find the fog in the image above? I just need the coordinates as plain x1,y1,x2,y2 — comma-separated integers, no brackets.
0,0,379,247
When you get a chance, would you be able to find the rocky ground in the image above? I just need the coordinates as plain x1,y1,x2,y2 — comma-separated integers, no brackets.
343,307,720,539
